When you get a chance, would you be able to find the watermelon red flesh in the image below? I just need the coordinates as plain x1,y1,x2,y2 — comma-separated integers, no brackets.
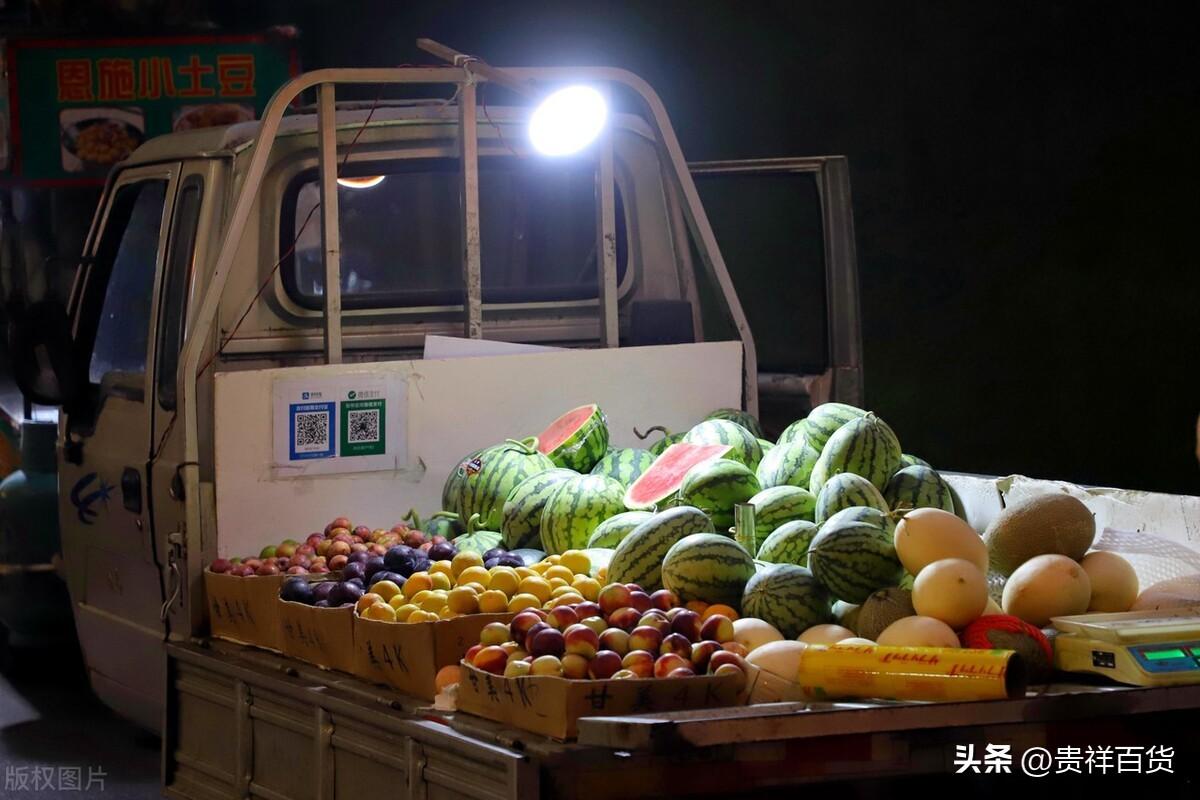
624,442,732,509
537,405,600,455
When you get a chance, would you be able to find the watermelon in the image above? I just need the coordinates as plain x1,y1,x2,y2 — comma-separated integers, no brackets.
539,474,627,555
453,514,504,555
756,438,774,453
807,506,904,603
705,407,765,439
803,402,868,454
444,438,556,530
753,559,777,574
500,468,578,549
814,472,889,525
756,520,819,566
746,486,816,551
607,506,713,591
634,425,684,456
660,533,757,608
776,418,808,448
405,509,465,539
828,504,898,538
678,459,761,532
884,465,955,514
899,453,932,470
682,419,763,470
756,436,821,490
809,413,902,494
586,510,653,548
590,448,655,488
508,547,548,567
623,442,731,510
741,564,833,638
537,404,609,472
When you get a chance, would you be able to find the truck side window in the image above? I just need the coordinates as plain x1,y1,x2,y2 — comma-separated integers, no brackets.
86,180,168,386
156,178,203,410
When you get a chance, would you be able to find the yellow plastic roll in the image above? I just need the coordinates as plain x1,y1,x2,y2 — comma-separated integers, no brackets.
796,643,1026,702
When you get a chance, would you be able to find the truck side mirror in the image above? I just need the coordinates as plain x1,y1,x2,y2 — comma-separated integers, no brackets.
5,298,83,408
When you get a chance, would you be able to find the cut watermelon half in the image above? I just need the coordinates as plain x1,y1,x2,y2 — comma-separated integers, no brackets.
536,404,609,472
624,442,732,510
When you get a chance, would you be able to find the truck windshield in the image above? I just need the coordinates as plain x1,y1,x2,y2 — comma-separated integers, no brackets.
281,156,626,310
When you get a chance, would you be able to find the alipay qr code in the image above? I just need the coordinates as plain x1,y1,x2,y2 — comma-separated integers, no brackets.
289,402,336,459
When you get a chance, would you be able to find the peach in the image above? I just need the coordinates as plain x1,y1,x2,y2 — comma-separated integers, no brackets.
579,616,608,636
574,601,603,620
621,650,655,678
546,606,580,631
598,628,630,655
256,562,280,576
528,627,565,659
606,607,641,631
504,659,532,678
480,622,511,647
660,633,692,659
721,641,749,658
355,593,383,614
611,669,639,680
328,554,349,571
598,583,634,615
561,653,590,679
465,644,483,664
691,640,722,672
708,650,747,674
667,667,696,679
712,662,747,692
628,591,652,614
501,643,526,659
700,614,735,643
472,645,508,675
665,607,686,622
628,626,663,653
650,589,680,611
349,542,368,554
331,531,353,545
510,611,544,645
636,614,670,636
316,540,332,557
276,542,297,558
286,565,309,575
654,653,690,678
305,534,324,549
563,624,599,659
353,525,372,539
327,540,352,558
327,517,352,533
530,655,563,677
671,610,702,641
623,583,644,594
588,651,623,680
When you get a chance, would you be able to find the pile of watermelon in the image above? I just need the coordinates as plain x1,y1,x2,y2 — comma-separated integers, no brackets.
429,401,962,640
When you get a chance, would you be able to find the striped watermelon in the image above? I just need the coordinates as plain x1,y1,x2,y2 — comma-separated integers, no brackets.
453,514,504,555
899,453,932,470
537,404,609,472
776,418,807,448
590,448,655,488
749,485,816,544
683,419,763,470
803,402,867,454
624,442,731,510
586,510,653,548
809,413,902,494
814,472,889,525
539,474,626,555
830,505,898,539
444,438,556,530
741,564,833,638
705,408,765,439
807,506,904,603
500,468,578,549
678,459,760,532
756,436,821,490
884,465,955,514
661,533,757,608
607,506,714,591
757,438,774,453
756,520,818,566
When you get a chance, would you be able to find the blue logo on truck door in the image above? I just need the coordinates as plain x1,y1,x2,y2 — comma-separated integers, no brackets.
70,473,113,524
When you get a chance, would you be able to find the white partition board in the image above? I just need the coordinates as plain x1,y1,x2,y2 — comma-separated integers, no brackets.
213,341,743,556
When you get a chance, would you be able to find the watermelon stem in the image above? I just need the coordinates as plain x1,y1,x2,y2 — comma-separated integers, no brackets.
633,425,671,441
466,513,482,535
431,511,460,521
404,508,423,529
506,437,539,454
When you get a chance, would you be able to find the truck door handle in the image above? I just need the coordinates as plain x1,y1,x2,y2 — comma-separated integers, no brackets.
121,467,142,514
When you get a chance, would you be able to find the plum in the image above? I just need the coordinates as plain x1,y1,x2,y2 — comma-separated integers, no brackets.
483,547,507,562
312,582,336,602
342,561,366,582
280,577,314,604
347,551,370,565
427,542,456,562
363,556,386,580
369,570,405,588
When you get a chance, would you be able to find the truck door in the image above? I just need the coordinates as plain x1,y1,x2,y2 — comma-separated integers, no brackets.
688,157,863,434
60,162,181,731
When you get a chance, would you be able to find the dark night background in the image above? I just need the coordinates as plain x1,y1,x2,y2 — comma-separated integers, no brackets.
7,0,1200,495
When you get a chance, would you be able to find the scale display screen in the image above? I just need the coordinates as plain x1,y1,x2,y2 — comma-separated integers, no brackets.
1144,648,1187,661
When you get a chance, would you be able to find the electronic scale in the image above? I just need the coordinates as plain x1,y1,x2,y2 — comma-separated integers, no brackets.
1051,605,1200,686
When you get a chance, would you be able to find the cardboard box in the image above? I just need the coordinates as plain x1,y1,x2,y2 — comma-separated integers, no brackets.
204,570,288,651
352,611,513,700
456,661,746,740
278,600,356,673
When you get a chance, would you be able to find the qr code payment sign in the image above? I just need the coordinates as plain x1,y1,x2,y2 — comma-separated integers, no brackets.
340,398,386,457
347,409,380,444
289,402,336,460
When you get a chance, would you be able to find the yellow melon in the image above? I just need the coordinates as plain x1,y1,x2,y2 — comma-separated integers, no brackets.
1079,551,1139,612
797,624,857,644
744,640,807,679
1001,554,1091,626
894,507,988,575
732,617,784,652
912,558,988,629
876,615,960,648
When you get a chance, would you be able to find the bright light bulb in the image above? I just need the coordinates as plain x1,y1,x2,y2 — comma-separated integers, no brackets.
528,85,608,157
336,175,386,189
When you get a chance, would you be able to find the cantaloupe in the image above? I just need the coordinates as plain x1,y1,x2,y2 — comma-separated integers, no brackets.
1001,554,1091,626
912,558,988,629
797,624,857,644
983,494,1095,576
1131,574,1200,611
856,587,915,641
1079,551,1138,612
836,637,876,645
745,640,807,679
732,617,784,652
894,508,988,574
877,615,960,648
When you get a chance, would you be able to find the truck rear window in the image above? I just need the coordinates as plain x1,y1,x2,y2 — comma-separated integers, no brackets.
280,157,626,310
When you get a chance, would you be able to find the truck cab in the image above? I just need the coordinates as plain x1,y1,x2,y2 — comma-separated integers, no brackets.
8,63,862,731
